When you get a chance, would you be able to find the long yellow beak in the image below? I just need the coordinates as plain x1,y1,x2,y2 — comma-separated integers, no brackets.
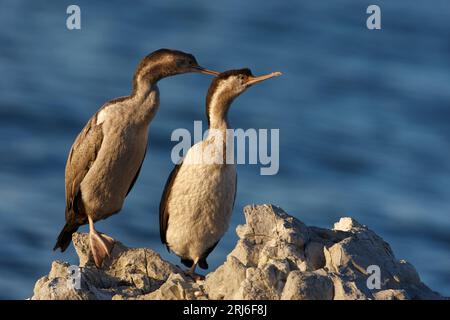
192,66,221,76
245,71,282,86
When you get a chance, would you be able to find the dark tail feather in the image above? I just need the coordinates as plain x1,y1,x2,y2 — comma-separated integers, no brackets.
197,240,219,270
53,223,79,252
180,258,194,268
198,258,209,270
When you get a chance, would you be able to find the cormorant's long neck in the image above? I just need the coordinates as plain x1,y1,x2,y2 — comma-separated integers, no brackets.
205,89,233,164
131,79,156,103
128,66,163,123
131,62,165,99
206,89,232,133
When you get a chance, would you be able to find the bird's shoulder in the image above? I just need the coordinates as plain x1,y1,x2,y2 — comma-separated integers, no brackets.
180,139,213,164
65,100,114,169
95,96,131,125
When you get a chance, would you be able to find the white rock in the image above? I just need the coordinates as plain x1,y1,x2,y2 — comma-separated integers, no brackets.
204,256,246,300
281,271,334,300
31,204,443,300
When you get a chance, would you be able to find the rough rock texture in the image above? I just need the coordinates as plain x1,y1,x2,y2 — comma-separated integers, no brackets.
32,204,443,300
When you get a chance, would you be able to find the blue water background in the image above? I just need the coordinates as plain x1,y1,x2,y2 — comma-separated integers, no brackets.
0,0,449,299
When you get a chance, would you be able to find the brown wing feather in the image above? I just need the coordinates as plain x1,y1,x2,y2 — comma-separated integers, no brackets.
126,146,147,197
65,97,128,218
159,163,182,249
54,113,104,251
65,114,104,225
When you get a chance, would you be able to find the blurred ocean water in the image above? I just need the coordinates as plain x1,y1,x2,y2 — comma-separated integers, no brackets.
0,0,449,299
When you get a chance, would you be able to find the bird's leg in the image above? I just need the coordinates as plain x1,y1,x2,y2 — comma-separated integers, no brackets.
186,258,204,281
88,215,114,268
188,261,197,275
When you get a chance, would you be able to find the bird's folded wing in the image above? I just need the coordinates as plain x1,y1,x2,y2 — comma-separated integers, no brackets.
159,162,182,246
65,113,104,222
126,146,147,197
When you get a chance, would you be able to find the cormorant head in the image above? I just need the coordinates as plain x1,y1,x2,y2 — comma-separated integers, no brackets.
134,49,220,87
207,68,281,107
205,68,282,125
